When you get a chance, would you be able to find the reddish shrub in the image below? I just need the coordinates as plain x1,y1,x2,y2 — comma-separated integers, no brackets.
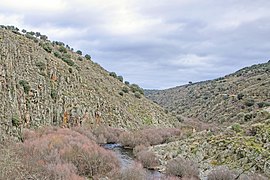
92,125,124,143
119,128,182,148
113,163,147,180
133,144,148,156
19,127,119,178
136,150,159,169
166,157,199,179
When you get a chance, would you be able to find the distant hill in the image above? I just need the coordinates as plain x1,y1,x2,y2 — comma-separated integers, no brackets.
146,61,270,125
0,26,176,140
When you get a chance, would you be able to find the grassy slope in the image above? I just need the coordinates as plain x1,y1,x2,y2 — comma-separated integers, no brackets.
146,61,270,125
0,27,176,140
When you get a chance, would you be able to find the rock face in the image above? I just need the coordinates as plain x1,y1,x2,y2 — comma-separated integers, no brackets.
146,61,270,124
0,27,176,140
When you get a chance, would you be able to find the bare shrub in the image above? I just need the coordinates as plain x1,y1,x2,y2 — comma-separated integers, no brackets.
93,125,124,143
166,157,199,178
119,128,182,148
133,144,148,156
114,163,147,180
136,150,159,169
20,127,119,178
208,166,235,180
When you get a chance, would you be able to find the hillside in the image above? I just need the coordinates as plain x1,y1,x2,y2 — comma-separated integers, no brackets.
0,26,176,141
145,62,270,178
146,61,270,125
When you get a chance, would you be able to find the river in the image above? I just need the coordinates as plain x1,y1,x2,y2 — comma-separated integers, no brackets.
103,143,165,180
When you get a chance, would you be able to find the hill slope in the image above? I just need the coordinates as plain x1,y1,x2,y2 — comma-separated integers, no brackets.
0,27,176,140
146,61,270,125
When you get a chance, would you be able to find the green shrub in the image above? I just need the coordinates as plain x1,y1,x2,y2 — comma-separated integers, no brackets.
85,54,91,60
42,43,52,53
109,72,117,78
124,81,130,85
232,123,241,132
53,51,62,58
76,50,82,55
40,35,48,41
134,92,141,99
237,93,244,100
58,46,67,53
244,99,255,107
35,61,46,71
122,87,129,93
12,115,20,127
117,75,123,82
130,84,144,95
62,57,74,66
19,80,30,94
257,101,270,108
51,89,57,100
77,57,83,61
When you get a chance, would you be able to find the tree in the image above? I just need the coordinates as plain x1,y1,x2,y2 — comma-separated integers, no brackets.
76,50,82,55
40,35,48,41
85,54,91,60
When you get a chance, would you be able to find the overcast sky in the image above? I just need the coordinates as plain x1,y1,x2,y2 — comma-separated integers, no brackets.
1,0,269,89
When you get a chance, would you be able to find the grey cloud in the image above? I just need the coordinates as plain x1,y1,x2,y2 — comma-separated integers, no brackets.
1,0,270,89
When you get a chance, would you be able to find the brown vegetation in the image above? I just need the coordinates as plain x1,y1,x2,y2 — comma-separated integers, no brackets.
1,127,120,179
166,157,199,179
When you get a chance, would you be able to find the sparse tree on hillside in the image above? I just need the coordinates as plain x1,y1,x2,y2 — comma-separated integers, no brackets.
76,50,82,55
85,54,91,60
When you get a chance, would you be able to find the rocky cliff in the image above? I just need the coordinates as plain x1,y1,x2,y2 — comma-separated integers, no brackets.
0,27,176,140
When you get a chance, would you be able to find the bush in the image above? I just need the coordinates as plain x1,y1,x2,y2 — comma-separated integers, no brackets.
59,46,67,53
54,51,62,58
12,115,20,127
20,127,120,178
85,54,91,60
92,126,124,144
113,163,147,180
208,166,235,180
51,89,57,100
232,123,241,132
130,84,144,95
244,99,255,107
119,92,124,96
237,93,244,100
124,81,130,85
136,150,159,168
42,43,52,53
76,50,82,55
135,92,141,99
62,57,75,66
109,72,117,78
166,157,199,178
35,61,46,71
19,80,31,94
122,86,129,93
77,57,83,61
117,76,123,82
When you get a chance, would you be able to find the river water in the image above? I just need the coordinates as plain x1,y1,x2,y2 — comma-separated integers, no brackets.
103,143,165,180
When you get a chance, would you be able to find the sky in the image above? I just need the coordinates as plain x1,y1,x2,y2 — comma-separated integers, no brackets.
1,0,269,89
